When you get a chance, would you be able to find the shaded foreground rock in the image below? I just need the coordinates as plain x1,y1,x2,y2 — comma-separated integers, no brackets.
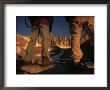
21,64,55,74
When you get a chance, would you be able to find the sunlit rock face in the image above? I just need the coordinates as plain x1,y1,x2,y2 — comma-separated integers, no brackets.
16,33,29,56
16,33,42,59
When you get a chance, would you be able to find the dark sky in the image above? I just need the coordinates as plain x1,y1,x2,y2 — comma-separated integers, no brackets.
16,16,70,37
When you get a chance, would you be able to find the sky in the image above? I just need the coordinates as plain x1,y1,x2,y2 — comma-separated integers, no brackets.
16,16,70,37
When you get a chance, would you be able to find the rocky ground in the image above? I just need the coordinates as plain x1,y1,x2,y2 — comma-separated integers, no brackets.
16,59,94,74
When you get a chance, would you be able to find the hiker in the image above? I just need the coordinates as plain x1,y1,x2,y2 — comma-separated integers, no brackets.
24,16,53,66
65,16,94,65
